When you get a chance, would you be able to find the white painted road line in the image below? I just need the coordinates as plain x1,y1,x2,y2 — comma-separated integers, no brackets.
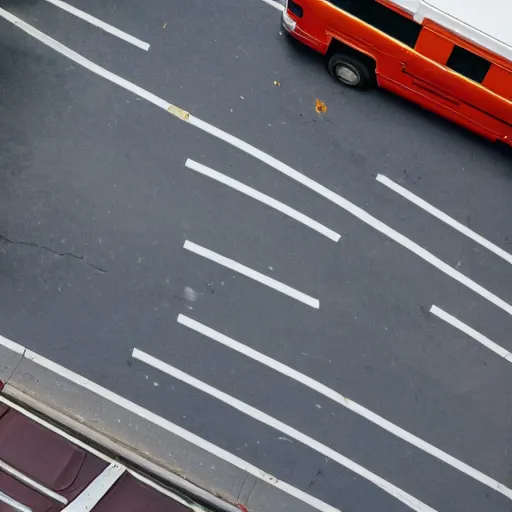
133,348,437,512
430,305,512,363
0,348,340,512
0,8,507,508
258,0,285,11
184,240,320,308
188,116,512,318
62,463,125,511
4,8,511,317
177,314,512,500
44,0,150,51
0,459,68,504
185,159,340,242
0,9,188,120
376,174,512,266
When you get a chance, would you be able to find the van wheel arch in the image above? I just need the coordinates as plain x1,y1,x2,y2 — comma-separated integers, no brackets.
326,39,377,89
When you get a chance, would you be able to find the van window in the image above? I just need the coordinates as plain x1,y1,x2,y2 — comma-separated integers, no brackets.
446,45,491,83
329,0,422,47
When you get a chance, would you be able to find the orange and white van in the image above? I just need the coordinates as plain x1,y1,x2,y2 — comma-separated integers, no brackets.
282,0,512,146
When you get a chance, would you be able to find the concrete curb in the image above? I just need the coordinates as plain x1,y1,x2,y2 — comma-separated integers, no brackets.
0,344,317,512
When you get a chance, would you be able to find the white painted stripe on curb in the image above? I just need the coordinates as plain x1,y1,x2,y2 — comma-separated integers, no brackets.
184,240,320,308
62,463,125,511
0,349,340,512
376,174,512,266
430,305,512,362
133,348,437,512
185,159,340,242
2,8,509,318
44,0,150,50
0,335,25,355
177,314,512,499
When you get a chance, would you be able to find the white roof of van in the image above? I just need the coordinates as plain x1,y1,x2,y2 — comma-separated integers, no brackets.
391,0,512,61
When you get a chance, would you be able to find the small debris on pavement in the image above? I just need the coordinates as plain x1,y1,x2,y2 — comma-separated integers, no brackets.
162,22,167,29
315,98,328,114
274,80,281,86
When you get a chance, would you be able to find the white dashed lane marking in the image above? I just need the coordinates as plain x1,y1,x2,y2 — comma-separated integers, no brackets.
377,174,512,266
184,240,320,309
44,0,150,50
185,159,340,242
133,347,438,512
0,345,341,512
2,7,510,319
431,305,512,363
177,313,512,500
1,6,510,511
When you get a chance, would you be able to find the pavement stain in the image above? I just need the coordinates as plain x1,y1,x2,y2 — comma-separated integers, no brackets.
183,286,200,301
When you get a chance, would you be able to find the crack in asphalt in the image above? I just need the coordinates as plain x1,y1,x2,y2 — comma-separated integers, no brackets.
307,458,328,489
0,234,107,273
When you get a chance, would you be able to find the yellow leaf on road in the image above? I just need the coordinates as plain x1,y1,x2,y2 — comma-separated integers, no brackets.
315,98,327,114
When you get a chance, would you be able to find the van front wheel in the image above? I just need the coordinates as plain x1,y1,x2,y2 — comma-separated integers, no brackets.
327,54,375,89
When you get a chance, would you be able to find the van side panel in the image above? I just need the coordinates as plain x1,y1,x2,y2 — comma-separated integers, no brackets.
407,23,512,141
378,75,499,141
484,65,512,101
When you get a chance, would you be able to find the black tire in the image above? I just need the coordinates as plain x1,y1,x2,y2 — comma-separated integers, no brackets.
327,53,375,90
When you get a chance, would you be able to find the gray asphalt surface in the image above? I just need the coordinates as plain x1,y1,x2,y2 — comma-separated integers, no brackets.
1,0,512,511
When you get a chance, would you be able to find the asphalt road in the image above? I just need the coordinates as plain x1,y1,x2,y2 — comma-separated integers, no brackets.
1,0,512,511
